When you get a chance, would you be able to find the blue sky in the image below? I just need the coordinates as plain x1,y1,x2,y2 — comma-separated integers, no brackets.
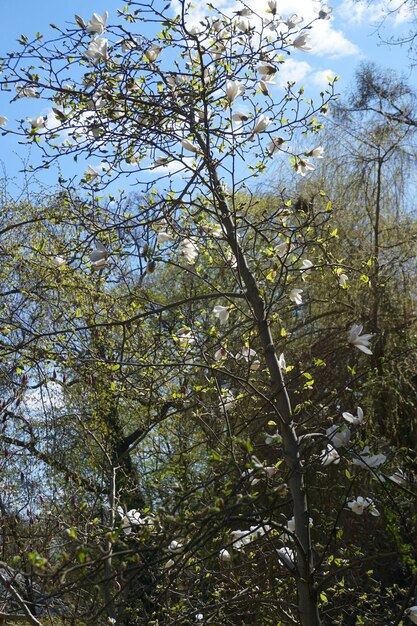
0,0,415,193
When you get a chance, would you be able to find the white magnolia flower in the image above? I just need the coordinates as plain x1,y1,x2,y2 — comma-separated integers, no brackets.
169,540,183,553
230,529,251,550
144,44,162,62
388,469,407,486
219,548,232,562
353,446,386,469
348,324,374,355
182,239,198,263
156,231,172,244
267,136,285,155
16,86,39,99
181,138,199,153
317,5,333,19
219,389,235,414
250,359,261,371
214,347,227,361
251,114,272,136
84,164,100,180
296,159,315,176
286,516,313,535
225,80,245,105
321,444,340,466
326,424,351,448
236,346,257,362
165,559,175,569
213,305,230,323
235,8,253,16
177,327,195,347
232,111,249,123
308,146,324,159
236,17,251,32
85,38,108,63
52,256,66,268
339,273,348,287
267,0,278,15
277,546,296,570
301,259,313,274
292,32,312,51
289,288,303,305
117,507,154,535
89,242,108,269
405,607,417,625
257,64,277,79
121,38,138,52
342,406,364,425
86,11,108,35
347,496,379,517
258,80,270,96
278,353,286,371
286,14,304,29
0,116,7,126
195,614,204,622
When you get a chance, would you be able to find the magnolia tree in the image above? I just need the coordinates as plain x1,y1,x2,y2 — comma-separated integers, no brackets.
0,2,416,625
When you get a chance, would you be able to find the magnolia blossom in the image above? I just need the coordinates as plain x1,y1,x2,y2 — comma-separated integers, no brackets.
144,44,162,62
292,32,312,51
182,239,198,264
321,444,340,466
308,146,324,159
195,614,204,622
213,305,230,324
348,324,374,355
52,256,66,268
236,17,251,32
317,5,333,19
342,406,364,425
0,116,7,126
219,548,232,562
165,558,175,569
296,159,315,176
286,14,304,28
257,64,277,79
406,607,417,625
16,86,39,99
236,346,257,362
278,353,286,371
267,0,278,15
232,111,249,123
225,80,245,105
169,540,183,553
301,259,313,274
89,242,108,269
181,138,198,153
353,446,386,469
177,327,195,347
326,424,351,448
153,156,170,167
347,496,379,517
84,164,100,180
219,389,235,414
258,80,270,96
86,11,108,34
267,136,285,155
388,469,407,486
289,288,303,305
277,546,296,570
85,38,108,63
214,347,227,361
156,231,172,244
251,114,272,136
339,273,348,287
235,7,253,16
117,507,154,535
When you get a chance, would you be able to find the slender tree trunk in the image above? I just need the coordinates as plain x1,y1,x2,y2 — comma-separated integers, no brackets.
213,178,321,626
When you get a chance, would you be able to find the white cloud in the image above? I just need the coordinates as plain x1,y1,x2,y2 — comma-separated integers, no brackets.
277,59,312,86
310,68,337,88
338,0,412,26
309,20,360,57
